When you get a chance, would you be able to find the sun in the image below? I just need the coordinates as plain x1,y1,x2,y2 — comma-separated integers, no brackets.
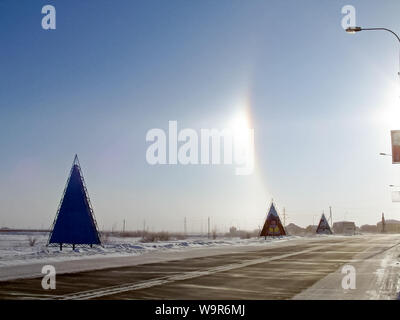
229,109,251,133
378,82,400,130
368,78,400,132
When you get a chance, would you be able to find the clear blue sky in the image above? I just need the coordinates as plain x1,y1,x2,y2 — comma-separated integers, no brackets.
1,0,400,231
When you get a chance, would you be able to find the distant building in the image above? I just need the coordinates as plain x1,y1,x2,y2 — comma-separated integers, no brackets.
286,223,306,236
333,221,356,235
377,220,400,233
360,224,378,233
229,226,238,235
305,225,317,234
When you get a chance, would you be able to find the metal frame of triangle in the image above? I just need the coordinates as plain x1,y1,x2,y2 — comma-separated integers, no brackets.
47,155,102,247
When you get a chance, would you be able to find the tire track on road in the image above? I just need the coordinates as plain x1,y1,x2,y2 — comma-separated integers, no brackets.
59,242,350,300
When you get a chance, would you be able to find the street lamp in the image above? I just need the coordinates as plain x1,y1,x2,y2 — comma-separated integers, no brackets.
346,26,400,80
380,153,392,157
345,27,362,34
345,27,400,44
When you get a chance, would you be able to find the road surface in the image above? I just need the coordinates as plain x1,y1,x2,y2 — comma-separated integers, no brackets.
0,234,399,300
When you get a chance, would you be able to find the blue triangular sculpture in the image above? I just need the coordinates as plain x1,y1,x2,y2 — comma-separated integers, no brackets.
48,155,101,247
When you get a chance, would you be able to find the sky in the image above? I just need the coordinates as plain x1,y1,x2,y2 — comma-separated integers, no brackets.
1,0,400,231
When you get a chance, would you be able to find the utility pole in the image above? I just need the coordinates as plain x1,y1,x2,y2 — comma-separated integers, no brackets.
208,217,210,239
123,219,126,233
329,206,332,227
184,217,187,236
283,207,286,227
382,213,386,233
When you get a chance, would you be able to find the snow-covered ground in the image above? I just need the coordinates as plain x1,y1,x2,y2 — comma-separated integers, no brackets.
0,232,301,268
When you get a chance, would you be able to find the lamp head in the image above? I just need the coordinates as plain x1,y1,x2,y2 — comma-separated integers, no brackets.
346,27,362,33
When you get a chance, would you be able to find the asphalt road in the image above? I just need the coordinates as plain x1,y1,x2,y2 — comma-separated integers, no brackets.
0,235,399,300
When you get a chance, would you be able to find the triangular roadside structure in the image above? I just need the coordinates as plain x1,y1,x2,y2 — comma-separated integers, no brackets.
316,213,332,235
260,201,286,238
48,155,101,250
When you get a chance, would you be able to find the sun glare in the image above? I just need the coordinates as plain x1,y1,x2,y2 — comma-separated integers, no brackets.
229,110,251,133
377,82,400,130
226,108,254,164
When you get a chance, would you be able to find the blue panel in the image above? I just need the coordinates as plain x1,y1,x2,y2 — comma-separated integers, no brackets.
49,165,101,245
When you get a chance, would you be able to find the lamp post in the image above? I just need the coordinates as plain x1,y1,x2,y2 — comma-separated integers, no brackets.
346,27,400,79
347,27,400,206
346,27,400,43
